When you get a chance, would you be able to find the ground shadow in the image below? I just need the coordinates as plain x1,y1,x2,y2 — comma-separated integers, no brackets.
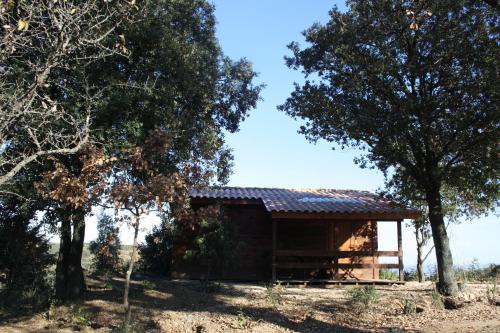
81,277,420,333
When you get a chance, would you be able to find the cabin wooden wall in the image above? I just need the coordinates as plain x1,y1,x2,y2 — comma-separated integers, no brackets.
171,203,273,281
172,202,379,281
275,219,378,280
335,220,379,280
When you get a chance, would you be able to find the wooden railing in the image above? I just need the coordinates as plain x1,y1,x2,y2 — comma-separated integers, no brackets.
270,220,404,282
276,250,400,257
274,250,401,269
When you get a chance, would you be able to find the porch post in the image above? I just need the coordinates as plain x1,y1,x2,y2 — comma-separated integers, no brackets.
371,220,376,279
333,222,339,279
272,219,277,283
397,220,404,281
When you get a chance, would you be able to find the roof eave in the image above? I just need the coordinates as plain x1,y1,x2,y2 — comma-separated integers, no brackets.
271,210,421,221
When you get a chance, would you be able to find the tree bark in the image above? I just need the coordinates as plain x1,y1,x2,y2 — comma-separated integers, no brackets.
68,210,86,299
55,209,86,300
55,217,71,299
123,216,140,325
425,185,458,296
416,237,425,283
415,223,426,283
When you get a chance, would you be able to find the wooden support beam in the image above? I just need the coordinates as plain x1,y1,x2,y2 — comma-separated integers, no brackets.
275,250,400,257
397,220,404,281
371,220,376,279
271,211,421,221
272,219,277,283
333,222,339,279
275,262,400,269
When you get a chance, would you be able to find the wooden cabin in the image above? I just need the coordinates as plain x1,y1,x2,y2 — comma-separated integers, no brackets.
171,187,419,283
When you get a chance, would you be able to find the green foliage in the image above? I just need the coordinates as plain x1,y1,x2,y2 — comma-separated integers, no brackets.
486,282,498,305
349,286,380,308
280,0,499,296
0,197,55,311
141,280,156,291
184,207,240,279
89,213,122,275
402,298,417,316
0,0,137,187
92,0,264,181
236,309,252,329
431,288,444,310
454,259,500,283
380,269,399,281
138,217,177,277
280,0,499,212
404,269,419,282
2,0,262,304
266,283,285,307
71,305,91,326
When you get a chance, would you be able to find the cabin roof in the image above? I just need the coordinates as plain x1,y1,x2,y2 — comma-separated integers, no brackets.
190,187,419,218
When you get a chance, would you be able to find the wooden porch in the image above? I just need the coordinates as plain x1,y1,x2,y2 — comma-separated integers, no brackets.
271,219,404,283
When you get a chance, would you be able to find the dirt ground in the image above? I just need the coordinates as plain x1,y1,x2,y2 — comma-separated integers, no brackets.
1,279,499,333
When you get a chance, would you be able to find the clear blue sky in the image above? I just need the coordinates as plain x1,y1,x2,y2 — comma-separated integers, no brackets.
86,0,498,271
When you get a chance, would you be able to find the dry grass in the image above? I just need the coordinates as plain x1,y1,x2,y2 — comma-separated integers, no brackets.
1,279,499,333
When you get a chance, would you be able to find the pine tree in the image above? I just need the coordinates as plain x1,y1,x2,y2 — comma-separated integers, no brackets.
89,214,122,275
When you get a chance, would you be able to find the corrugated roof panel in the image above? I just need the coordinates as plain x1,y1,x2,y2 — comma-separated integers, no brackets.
190,187,418,216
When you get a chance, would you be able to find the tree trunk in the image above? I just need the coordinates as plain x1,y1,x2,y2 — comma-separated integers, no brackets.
68,210,86,299
425,185,458,296
123,216,140,326
415,223,426,283
55,217,71,299
55,209,86,301
416,240,425,283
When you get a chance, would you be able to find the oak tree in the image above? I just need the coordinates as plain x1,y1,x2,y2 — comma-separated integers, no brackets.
280,0,499,295
0,0,135,189
36,0,262,302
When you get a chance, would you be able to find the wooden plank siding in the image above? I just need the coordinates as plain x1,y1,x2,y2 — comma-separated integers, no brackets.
172,201,403,282
273,219,380,280
171,203,273,281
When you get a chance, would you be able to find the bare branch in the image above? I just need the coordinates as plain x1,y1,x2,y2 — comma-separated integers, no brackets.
0,0,136,190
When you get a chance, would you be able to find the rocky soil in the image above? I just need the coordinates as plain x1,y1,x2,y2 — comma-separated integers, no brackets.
1,279,499,332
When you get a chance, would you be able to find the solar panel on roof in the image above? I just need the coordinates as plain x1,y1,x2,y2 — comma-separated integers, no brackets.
298,197,359,203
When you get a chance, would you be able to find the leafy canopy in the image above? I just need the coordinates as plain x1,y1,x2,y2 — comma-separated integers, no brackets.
38,0,264,213
280,0,499,212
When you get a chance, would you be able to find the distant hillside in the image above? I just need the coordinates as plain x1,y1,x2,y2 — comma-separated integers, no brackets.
49,243,134,271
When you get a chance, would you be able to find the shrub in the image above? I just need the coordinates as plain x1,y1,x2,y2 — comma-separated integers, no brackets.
183,206,241,280
89,213,122,275
236,309,252,329
349,285,379,308
380,269,398,281
404,269,419,282
428,265,439,282
431,288,444,310
0,198,55,311
402,298,417,315
72,304,91,326
266,283,285,307
486,283,498,305
137,216,176,277
141,280,156,291
455,260,500,283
